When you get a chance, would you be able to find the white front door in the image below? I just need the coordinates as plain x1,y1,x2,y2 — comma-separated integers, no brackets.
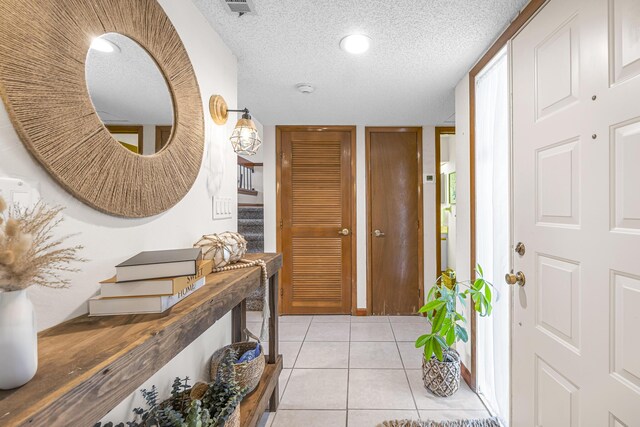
511,0,640,425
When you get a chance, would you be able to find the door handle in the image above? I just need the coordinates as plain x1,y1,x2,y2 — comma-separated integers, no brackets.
374,229,385,237
505,271,526,287
338,228,350,236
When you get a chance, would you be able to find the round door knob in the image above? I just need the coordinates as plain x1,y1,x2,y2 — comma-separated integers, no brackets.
374,229,385,237
338,228,350,236
505,271,526,287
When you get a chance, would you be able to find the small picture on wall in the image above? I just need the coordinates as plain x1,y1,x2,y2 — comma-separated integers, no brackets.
448,172,456,204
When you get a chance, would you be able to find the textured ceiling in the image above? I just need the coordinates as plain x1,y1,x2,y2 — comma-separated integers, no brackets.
86,33,174,126
193,0,529,126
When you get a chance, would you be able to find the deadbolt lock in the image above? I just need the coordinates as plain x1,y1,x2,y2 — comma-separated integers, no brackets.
515,242,526,256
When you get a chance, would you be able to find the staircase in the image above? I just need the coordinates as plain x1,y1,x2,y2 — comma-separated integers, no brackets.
238,205,265,310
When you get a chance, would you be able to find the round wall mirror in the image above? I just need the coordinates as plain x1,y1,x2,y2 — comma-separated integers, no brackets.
86,33,174,155
0,0,204,217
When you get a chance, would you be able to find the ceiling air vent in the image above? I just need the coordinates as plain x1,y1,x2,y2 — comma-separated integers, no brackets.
221,0,255,15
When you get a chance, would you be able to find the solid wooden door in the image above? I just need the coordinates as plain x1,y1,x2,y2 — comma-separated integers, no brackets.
367,127,423,315
512,0,640,425
278,127,355,314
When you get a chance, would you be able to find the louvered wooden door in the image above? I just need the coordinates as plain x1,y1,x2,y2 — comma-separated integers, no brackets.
278,127,355,314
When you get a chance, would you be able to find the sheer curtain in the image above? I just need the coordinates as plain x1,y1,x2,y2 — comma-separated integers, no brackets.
474,47,510,423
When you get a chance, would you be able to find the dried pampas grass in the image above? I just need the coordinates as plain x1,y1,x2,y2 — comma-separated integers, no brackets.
0,196,84,291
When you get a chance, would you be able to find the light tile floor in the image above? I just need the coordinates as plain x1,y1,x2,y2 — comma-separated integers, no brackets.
246,313,489,427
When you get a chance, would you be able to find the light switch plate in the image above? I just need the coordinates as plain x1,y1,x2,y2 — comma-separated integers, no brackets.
0,177,38,207
424,174,435,183
212,196,232,220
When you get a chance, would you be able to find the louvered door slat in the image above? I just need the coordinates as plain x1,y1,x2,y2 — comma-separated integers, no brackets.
292,238,342,302
279,128,354,314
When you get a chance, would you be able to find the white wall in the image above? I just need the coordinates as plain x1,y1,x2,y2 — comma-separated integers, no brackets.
0,0,240,421
454,74,472,369
263,125,277,253
261,125,437,310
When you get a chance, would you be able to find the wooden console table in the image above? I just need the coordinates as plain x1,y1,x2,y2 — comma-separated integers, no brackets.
0,253,282,427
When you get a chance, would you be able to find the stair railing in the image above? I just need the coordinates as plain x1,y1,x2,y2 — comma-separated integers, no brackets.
237,156,261,196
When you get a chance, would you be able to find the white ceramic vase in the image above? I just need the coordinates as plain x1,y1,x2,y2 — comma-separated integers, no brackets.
0,289,38,389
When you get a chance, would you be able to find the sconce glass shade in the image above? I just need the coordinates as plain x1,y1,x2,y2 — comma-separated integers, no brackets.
230,117,262,155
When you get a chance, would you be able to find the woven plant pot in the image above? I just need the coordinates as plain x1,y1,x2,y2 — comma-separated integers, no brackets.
422,348,461,397
210,342,265,395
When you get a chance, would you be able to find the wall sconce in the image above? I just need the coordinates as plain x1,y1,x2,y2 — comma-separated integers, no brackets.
209,94,262,155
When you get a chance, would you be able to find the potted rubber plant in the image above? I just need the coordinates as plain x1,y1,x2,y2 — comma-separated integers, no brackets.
415,265,494,397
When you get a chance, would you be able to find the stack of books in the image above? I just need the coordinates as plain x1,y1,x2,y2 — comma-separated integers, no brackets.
89,248,213,316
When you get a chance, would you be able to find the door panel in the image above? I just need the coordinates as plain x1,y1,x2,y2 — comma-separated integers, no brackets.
512,0,640,425
279,127,354,314
367,127,422,315
610,0,640,85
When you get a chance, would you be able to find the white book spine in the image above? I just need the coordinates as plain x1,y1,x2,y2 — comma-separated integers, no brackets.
89,277,206,316
160,277,206,311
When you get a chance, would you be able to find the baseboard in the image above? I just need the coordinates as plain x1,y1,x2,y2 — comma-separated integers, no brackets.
461,361,472,389
355,308,367,316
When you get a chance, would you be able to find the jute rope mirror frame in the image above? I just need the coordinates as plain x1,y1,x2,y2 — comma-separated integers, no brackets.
0,0,204,218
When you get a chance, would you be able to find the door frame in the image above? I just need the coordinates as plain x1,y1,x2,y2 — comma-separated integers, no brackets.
275,125,358,315
365,126,424,315
106,125,144,154
467,0,548,393
435,127,456,280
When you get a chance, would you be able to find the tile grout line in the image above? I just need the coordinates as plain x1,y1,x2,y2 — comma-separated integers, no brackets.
390,320,421,418
272,318,312,426
345,315,352,427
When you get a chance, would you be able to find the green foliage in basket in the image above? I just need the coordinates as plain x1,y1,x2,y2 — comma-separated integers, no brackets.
205,348,248,425
95,350,247,427
415,264,495,362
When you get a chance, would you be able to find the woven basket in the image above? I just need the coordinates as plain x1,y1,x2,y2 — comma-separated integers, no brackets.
225,406,240,427
210,341,265,395
422,348,461,397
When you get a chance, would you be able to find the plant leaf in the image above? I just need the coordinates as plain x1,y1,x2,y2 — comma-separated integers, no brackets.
415,334,430,348
424,337,434,360
477,264,484,277
432,307,446,333
457,293,467,307
434,334,448,348
433,340,444,361
456,325,468,343
418,300,445,313
446,324,456,346
484,283,492,303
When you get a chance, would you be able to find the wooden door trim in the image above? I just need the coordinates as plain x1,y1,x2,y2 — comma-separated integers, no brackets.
106,125,144,154
435,127,456,281
365,126,424,315
467,0,548,392
275,125,357,315
155,125,172,152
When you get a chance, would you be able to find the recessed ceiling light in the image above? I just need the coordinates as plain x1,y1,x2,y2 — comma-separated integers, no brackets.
90,37,119,53
340,34,371,54
296,83,315,94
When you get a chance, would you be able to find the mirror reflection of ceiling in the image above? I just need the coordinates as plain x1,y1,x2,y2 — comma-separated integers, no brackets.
86,33,174,126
